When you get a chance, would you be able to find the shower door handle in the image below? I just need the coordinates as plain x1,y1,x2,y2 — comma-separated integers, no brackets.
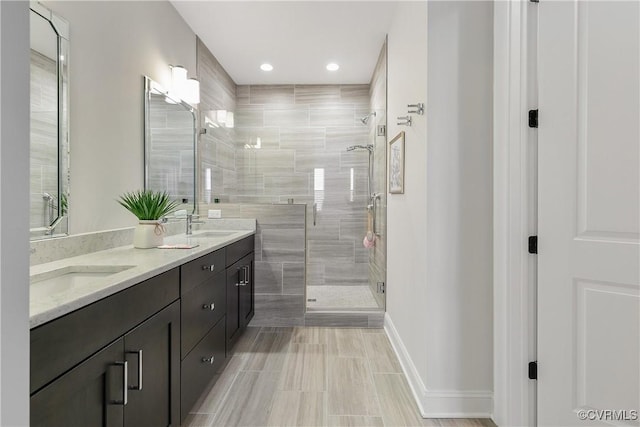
313,203,317,226
372,193,381,236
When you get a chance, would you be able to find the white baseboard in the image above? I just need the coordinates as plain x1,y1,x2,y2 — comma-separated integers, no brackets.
384,313,494,419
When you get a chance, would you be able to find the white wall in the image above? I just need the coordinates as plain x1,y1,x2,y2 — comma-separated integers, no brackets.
0,1,30,424
385,0,494,418
44,1,196,234
385,0,430,394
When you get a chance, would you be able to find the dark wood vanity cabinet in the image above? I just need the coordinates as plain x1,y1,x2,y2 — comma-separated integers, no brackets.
123,302,180,427
179,250,228,422
31,234,256,427
31,337,126,427
225,236,255,350
30,269,181,427
226,252,255,350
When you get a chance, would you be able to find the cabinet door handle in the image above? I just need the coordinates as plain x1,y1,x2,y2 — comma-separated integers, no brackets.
236,266,245,287
202,302,215,311
202,356,215,364
109,361,128,405
239,266,249,286
202,264,215,271
126,350,143,391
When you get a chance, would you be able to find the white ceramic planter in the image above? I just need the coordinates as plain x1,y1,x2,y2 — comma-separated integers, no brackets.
133,220,164,249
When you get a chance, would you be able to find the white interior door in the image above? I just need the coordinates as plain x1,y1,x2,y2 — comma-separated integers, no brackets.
538,1,640,426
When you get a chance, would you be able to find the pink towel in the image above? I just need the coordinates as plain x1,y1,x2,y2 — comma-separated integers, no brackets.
363,235,375,248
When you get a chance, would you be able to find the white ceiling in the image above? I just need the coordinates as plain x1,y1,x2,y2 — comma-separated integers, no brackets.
170,1,398,85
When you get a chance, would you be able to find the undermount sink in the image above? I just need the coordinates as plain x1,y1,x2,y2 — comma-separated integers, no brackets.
190,231,236,238
31,265,136,292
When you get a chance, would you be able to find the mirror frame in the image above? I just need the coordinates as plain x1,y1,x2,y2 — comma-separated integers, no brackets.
143,76,198,214
30,2,70,240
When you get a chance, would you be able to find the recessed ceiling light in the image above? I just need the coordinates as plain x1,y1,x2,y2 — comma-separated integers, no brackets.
326,63,340,71
260,63,273,72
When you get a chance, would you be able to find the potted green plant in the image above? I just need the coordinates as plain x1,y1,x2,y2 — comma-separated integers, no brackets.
117,190,179,248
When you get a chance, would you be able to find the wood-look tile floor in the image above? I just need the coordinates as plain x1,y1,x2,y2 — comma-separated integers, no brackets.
184,327,496,427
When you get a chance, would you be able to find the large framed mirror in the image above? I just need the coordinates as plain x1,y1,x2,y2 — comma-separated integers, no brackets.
30,2,70,240
144,76,197,214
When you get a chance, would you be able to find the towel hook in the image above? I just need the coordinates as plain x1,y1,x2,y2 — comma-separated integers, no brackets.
397,116,412,126
408,103,424,115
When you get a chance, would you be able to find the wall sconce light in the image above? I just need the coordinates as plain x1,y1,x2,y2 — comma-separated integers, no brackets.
167,65,200,106
183,78,200,105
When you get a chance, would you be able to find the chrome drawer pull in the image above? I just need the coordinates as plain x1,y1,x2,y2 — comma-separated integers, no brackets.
202,303,215,311
126,350,143,391
202,264,215,272
202,356,215,364
109,361,128,405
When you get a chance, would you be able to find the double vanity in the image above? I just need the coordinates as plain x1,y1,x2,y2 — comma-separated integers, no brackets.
29,228,256,426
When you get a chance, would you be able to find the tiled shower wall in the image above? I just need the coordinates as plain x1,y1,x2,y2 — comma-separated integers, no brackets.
234,85,372,295
196,43,384,325
368,41,388,309
30,50,58,229
197,39,308,326
196,37,237,203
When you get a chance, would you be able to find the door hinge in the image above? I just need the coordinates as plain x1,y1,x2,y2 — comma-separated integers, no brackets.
528,236,538,254
377,282,385,294
528,109,538,128
528,361,538,380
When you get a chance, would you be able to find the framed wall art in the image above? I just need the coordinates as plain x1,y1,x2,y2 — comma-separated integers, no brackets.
388,131,405,194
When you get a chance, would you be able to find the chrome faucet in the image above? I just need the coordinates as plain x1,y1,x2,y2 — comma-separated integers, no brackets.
186,214,204,235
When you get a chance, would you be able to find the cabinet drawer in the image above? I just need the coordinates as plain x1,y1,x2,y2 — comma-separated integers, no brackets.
181,271,226,358
181,249,226,294
225,235,255,267
30,268,179,394
181,318,226,421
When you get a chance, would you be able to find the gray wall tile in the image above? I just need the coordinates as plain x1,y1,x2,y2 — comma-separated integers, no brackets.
295,152,341,173
308,241,355,263
325,263,369,286
283,263,305,295
235,105,265,127
262,228,305,263
235,128,280,150
264,105,310,127
295,85,341,105
264,174,310,195
310,108,357,127
255,261,284,294
250,85,295,105
280,128,325,151
341,85,371,104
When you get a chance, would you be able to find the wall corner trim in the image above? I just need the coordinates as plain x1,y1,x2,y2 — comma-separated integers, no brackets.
384,313,494,419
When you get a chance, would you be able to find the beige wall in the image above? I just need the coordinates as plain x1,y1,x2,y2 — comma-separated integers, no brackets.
45,1,196,234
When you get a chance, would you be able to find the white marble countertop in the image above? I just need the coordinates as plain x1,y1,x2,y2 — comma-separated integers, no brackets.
30,229,255,329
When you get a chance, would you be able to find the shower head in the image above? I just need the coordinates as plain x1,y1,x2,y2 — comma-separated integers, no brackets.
360,112,376,125
346,144,374,153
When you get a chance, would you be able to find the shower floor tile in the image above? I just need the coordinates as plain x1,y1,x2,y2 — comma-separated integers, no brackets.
306,285,379,310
